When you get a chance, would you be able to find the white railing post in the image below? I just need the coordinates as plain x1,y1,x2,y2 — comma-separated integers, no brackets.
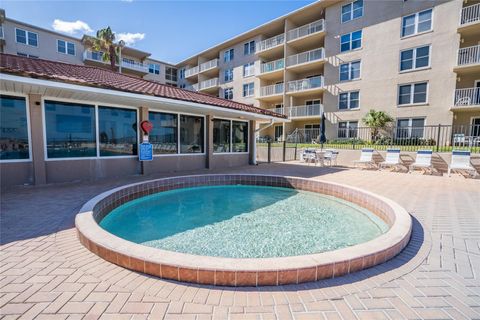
460,3,480,25
457,45,480,66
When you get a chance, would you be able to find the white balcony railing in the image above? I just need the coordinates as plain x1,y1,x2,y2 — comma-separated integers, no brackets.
260,83,284,97
287,76,324,93
185,65,200,77
199,78,219,90
256,34,285,53
458,45,480,66
287,48,325,67
199,58,219,73
260,58,284,74
121,59,149,73
185,83,199,91
454,87,480,107
83,50,148,73
287,19,325,42
269,104,323,118
460,3,480,25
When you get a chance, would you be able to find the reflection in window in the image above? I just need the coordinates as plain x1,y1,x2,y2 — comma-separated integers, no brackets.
44,100,96,158
213,119,230,153
180,115,204,154
232,121,248,152
98,106,137,156
149,112,177,154
0,95,29,160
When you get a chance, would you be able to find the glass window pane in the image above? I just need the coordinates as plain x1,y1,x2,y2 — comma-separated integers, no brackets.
45,100,96,158
342,12,351,23
400,50,413,70
417,9,432,33
413,83,427,103
351,61,361,79
180,115,204,154
415,46,429,68
339,63,350,81
353,0,363,18
352,30,362,40
67,42,75,55
149,112,177,154
213,119,230,153
98,106,137,156
16,29,26,44
398,85,412,104
57,40,65,53
28,32,38,46
411,118,425,138
339,93,348,109
232,121,248,153
0,95,29,160
402,15,416,37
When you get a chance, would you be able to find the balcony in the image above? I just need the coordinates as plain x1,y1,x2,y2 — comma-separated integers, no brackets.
452,87,480,111
269,104,323,119
258,83,284,101
83,50,149,75
454,45,480,74
198,77,219,93
286,76,324,96
286,48,325,72
258,58,284,80
185,65,200,78
256,34,285,57
199,58,219,76
459,3,480,35
185,83,199,91
287,19,325,47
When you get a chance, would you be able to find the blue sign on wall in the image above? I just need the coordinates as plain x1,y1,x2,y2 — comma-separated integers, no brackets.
139,142,153,161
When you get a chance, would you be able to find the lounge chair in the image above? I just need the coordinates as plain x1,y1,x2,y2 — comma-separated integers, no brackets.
379,149,402,171
353,148,376,169
324,149,338,166
409,150,433,174
448,150,478,177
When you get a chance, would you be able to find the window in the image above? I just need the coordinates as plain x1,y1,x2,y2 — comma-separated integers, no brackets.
243,83,254,97
98,106,138,156
165,67,177,82
213,119,230,153
342,0,364,23
0,95,30,160
148,63,160,75
243,62,255,77
402,9,432,37
91,51,103,61
224,68,233,82
179,68,185,79
338,121,358,138
224,48,234,62
44,101,96,158
244,41,255,55
149,112,177,154
400,45,430,71
339,91,360,110
57,40,75,55
396,118,425,139
17,52,38,58
340,30,362,52
15,28,38,46
339,60,361,81
398,82,428,105
180,84,186,89
232,121,248,152
180,115,204,153
224,88,234,100
274,125,283,142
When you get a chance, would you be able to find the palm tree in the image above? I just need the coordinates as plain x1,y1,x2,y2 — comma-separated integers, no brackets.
83,27,118,71
362,109,393,141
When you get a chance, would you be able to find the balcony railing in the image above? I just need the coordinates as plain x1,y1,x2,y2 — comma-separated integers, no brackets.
260,58,284,74
454,87,480,107
256,34,285,53
457,45,480,66
287,48,325,67
460,3,480,25
120,59,149,73
185,66,200,77
83,50,148,73
287,19,325,42
185,83,199,91
269,104,323,118
199,58,219,72
199,78,219,90
260,83,284,97
287,76,324,93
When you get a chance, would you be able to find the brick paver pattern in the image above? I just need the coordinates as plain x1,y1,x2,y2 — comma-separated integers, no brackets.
1,163,479,319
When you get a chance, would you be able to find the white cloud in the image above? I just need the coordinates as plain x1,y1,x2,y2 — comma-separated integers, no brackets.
116,32,145,46
52,19,93,35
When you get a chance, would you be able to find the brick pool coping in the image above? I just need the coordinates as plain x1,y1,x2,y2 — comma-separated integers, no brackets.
75,174,412,287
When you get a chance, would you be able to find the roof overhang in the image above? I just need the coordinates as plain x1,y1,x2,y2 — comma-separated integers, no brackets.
0,74,288,123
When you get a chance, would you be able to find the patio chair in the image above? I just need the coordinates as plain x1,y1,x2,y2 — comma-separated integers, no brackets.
353,148,377,169
448,150,478,178
379,149,402,171
301,148,316,164
324,149,338,166
409,150,434,174
453,134,466,147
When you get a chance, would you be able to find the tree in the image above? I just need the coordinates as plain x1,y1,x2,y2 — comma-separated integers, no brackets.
83,27,118,71
362,109,393,141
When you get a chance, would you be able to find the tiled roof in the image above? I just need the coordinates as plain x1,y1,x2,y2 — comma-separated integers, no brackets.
0,54,286,119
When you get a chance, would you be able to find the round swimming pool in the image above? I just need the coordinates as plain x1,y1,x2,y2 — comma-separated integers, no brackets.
100,185,388,258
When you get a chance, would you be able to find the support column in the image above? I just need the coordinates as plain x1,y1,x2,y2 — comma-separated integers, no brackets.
28,94,46,185
206,114,214,169
249,120,257,165
139,106,149,175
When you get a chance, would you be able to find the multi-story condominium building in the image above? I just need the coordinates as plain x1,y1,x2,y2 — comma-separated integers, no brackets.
0,9,178,86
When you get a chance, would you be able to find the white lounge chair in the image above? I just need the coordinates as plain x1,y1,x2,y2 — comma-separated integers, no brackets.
409,150,433,174
324,149,338,166
353,148,376,169
379,149,402,171
448,150,478,177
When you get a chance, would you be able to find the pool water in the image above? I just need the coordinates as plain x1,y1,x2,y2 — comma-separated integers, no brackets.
100,185,389,258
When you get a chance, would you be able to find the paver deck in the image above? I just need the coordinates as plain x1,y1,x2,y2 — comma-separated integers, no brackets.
1,162,479,319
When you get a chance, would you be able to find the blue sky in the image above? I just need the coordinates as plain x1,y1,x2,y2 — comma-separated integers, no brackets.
2,0,314,63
